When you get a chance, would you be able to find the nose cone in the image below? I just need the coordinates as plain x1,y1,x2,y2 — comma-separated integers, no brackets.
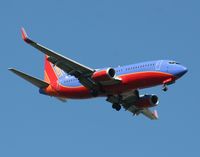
174,66,188,78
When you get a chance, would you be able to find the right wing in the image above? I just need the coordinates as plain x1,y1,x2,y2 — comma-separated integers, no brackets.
21,28,122,92
21,28,94,75
21,28,99,90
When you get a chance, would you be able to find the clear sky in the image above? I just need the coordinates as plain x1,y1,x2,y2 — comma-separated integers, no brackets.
1,0,199,156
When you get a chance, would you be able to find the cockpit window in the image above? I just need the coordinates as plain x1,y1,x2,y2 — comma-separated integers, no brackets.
169,61,180,65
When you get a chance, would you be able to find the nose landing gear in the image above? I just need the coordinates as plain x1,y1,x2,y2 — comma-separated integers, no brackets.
162,84,168,92
162,78,174,92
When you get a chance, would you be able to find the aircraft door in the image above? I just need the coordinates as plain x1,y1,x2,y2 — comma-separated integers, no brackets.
155,60,163,71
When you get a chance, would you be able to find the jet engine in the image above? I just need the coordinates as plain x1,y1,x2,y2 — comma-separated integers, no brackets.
135,95,159,108
92,68,116,82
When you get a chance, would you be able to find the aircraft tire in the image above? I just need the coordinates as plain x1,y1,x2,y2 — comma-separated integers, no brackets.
162,85,168,92
112,103,121,111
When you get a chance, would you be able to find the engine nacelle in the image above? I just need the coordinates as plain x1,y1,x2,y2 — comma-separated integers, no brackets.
92,68,116,82
135,95,159,108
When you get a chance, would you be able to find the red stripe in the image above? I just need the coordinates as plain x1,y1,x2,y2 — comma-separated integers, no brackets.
44,71,175,99
49,71,174,99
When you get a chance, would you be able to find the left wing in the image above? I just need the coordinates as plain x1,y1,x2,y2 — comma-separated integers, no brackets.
123,101,158,120
107,90,159,120
140,109,158,120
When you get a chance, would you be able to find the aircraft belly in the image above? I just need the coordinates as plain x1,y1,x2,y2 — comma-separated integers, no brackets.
103,71,174,93
45,71,174,99
57,85,92,99
119,71,174,89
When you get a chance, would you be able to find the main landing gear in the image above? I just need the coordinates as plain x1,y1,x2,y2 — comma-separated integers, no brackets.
106,94,123,111
162,84,168,92
112,103,121,111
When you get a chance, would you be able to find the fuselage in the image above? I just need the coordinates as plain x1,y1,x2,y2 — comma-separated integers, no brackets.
43,60,187,99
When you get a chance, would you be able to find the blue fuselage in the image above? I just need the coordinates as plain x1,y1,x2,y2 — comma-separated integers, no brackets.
57,60,187,87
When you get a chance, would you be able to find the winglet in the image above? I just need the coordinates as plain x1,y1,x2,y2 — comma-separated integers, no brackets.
21,27,28,41
153,110,159,119
21,27,33,44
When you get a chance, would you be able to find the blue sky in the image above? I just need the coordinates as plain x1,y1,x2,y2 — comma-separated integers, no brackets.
1,0,199,156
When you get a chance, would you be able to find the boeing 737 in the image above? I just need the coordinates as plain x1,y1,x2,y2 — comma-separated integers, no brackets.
9,28,188,120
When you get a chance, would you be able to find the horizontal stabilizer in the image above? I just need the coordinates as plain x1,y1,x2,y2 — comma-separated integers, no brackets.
9,68,49,88
56,97,67,102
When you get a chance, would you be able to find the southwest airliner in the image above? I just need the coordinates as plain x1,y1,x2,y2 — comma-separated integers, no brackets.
9,28,188,120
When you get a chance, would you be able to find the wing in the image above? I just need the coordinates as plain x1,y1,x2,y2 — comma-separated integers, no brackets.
21,28,94,75
107,90,159,120
141,109,158,120
106,90,138,106
21,28,100,90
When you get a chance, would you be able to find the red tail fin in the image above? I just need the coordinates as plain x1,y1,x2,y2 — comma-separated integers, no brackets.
44,56,58,84
44,55,64,85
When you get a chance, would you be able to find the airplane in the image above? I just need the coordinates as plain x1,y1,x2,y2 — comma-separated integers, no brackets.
9,28,188,120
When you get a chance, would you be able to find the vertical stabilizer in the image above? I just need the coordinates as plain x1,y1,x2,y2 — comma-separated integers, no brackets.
44,56,58,84
44,56,64,84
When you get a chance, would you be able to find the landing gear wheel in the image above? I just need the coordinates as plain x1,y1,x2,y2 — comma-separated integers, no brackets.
116,105,121,111
112,103,121,111
162,85,168,92
112,103,116,109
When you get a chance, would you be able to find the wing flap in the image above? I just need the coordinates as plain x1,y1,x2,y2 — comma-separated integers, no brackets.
9,68,49,88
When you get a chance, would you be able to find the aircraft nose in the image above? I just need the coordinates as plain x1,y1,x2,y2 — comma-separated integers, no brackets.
175,66,188,78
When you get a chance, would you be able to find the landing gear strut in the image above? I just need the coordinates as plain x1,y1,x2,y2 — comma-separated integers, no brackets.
112,103,121,111
162,84,168,92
